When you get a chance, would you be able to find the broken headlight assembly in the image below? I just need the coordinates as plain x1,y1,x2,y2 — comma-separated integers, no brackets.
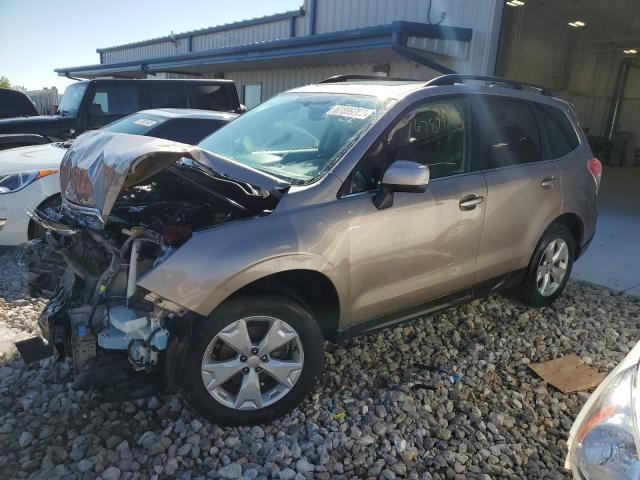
0,169,57,194
566,343,640,480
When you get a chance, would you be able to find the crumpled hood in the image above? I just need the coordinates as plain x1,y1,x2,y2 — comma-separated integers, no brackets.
59,130,289,227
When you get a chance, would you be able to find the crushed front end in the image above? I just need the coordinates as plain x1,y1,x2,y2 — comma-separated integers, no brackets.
30,131,286,399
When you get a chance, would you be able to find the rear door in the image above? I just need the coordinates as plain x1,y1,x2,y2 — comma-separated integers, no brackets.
85,82,141,129
474,95,562,284
146,82,189,109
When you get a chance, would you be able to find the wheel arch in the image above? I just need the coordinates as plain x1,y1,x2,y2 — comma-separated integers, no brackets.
550,213,584,256
27,193,62,240
226,269,342,343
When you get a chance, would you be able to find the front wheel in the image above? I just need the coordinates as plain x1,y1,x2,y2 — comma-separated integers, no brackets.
511,223,575,307
182,293,324,425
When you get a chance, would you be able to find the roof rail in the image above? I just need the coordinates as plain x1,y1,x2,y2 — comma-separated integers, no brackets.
424,74,553,96
318,74,418,84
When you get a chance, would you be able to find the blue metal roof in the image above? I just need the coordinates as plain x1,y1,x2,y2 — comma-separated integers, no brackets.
56,22,472,78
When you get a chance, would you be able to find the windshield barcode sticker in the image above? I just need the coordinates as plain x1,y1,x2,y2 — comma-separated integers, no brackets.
326,105,375,120
133,118,158,127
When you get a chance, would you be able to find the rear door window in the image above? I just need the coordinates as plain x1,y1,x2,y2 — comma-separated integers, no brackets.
188,85,232,111
535,104,580,159
475,96,542,168
147,83,188,108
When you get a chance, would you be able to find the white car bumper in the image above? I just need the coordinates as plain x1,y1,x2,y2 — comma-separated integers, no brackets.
0,173,60,246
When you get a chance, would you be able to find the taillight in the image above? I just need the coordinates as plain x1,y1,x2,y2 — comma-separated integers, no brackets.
588,157,602,192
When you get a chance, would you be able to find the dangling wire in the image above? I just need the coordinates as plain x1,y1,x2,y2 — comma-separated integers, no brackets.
427,0,444,26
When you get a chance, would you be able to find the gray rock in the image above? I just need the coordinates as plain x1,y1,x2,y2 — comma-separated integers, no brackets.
102,466,121,479
18,431,33,447
278,468,296,480
296,458,314,473
164,458,179,476
76,459,93,473
218,462,242,479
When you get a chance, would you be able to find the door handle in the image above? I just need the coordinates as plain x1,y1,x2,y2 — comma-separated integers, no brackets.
541,176,558,189
459,194,485,211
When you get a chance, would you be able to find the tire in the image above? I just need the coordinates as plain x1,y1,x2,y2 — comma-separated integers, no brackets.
28,194,62,240
511,223,575,307
182,292,324,425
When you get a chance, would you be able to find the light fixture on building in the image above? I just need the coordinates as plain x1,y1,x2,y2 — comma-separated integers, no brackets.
568,20,586,28
506,0,525,6
623,48,638,55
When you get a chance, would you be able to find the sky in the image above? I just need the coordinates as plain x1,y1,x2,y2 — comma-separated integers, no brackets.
0,0,301,93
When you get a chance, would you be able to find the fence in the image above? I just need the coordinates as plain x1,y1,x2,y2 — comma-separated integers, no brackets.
24,87,60,115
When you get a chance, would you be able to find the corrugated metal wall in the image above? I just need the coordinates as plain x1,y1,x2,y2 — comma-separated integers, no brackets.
102,22,292,64
191,20,290,50
313,0,501,74
101,0,501,75
103,39,190,63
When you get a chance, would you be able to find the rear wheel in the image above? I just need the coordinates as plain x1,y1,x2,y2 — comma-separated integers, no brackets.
182,292,324,425
511,223,575,307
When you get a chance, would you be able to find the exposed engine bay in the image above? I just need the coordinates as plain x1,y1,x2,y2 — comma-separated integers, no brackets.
27,131,287,398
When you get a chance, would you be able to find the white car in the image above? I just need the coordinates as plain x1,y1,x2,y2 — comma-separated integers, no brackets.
565,341,640,479
0,143,62,245
0,109,236,245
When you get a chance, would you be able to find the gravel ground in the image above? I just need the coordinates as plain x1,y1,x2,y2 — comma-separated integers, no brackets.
1,249,639,480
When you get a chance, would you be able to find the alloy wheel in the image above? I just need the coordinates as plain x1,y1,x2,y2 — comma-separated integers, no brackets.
200,316,304,410
536,239,569,297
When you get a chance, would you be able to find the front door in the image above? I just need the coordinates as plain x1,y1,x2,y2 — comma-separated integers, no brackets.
85,82,141,130
342,96,487,328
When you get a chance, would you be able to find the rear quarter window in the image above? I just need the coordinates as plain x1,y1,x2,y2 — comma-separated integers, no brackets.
536,104,580,159
150,118,227,144
188,85,232,111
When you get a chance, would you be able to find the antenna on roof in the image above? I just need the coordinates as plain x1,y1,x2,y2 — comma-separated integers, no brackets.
169,31,177,45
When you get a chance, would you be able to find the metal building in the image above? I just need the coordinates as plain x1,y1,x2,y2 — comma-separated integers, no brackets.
56,0,504,108
56,0,640,156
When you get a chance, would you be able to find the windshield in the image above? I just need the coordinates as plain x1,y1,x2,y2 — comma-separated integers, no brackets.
198,92,390,184
57,83,88,116
102,112,167,135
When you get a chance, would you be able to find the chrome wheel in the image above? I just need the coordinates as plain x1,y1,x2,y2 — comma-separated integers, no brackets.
536,239,569,297
201,316,304,410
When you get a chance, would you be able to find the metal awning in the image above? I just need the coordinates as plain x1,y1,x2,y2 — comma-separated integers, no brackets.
56,21,472,79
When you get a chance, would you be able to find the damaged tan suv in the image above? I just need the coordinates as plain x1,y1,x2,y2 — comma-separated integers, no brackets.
31,75,600,425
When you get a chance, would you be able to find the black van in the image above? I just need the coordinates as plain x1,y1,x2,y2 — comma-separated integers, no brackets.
0,79,242,149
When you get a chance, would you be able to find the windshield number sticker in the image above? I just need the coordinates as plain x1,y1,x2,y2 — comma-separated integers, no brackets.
326,105,375,120
133,118,158,127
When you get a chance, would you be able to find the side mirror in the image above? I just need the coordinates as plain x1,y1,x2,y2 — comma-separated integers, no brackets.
373,160,430,210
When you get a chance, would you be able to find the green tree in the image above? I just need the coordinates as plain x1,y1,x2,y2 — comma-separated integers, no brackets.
0,76,10,89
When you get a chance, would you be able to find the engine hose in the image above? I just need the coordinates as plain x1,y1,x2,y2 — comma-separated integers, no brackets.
146,327,163,346
120,230,164,258
127,339,146,367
